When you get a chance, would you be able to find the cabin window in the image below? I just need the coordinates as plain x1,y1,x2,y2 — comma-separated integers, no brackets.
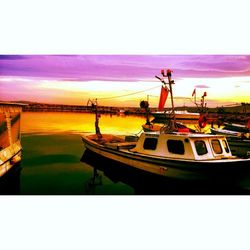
167,140,185,155
143,138,158,150
195,140,208,155
211,139,222,154
222,140,230,153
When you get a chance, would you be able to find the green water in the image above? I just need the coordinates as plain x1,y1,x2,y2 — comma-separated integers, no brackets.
19,112,146,195
20,133,135,195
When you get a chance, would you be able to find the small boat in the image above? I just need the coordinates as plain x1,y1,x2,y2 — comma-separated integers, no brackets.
151,110,200,121
210,122,250,157
142,121,196,133
210,122,250,138
223,122,250,133
210,127,243,137
118,109,125,115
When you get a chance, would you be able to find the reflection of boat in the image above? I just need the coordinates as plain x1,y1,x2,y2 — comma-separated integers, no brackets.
0,102,25,178
81,131,250,188
151,110,200,120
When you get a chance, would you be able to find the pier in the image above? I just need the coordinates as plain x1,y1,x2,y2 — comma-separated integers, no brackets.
20,102,250,123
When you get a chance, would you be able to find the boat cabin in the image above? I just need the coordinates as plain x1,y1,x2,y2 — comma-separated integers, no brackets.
130,132,234,160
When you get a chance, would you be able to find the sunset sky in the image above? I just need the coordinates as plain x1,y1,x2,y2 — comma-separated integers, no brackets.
1,55,250,107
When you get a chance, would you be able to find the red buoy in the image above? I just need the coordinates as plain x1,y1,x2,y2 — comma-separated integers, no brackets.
198,115,207,128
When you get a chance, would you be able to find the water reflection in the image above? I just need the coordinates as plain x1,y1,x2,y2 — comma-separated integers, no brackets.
21,112,146,135
84,168,103,194
0,163,21,195
81,149,250,195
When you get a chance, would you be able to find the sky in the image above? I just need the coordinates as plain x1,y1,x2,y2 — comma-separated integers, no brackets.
1,55,250,107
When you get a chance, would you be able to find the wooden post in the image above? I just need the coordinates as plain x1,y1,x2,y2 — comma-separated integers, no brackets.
88,98,102,139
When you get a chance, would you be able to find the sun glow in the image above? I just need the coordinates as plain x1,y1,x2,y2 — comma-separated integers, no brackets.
1,75,249,107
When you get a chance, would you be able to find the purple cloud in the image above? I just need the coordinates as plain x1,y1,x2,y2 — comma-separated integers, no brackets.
1,55,250,82
0,55,28,60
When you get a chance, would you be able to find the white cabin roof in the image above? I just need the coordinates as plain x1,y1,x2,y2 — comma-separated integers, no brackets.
130,132,233,160
143,131,225,139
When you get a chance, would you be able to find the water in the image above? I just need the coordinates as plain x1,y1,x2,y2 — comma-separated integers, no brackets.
1,111,249,195
17,112,146,195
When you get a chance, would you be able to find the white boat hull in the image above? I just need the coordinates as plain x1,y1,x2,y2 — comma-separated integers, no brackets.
82,134,250,185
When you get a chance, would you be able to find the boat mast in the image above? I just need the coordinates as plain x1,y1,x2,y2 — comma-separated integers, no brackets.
155,69,176,131
166,69,176,124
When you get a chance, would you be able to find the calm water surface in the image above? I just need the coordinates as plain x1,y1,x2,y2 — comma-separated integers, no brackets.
20,112,147,195
2,111,247,195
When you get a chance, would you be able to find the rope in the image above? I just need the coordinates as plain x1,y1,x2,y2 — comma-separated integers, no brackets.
97,85,162,100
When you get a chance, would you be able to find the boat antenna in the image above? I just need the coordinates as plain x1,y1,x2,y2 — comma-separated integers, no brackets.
155,69,176,132
87,98,102,139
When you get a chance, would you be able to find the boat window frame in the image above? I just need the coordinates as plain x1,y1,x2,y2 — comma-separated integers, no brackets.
166,139,185,155
194,140,208,156
222,139,230,153
211,139,223,154
143,137,158,150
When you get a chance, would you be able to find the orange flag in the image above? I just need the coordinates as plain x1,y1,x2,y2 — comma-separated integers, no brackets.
158,86,169,111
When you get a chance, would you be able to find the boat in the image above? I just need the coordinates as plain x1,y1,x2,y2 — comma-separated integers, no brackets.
151,110,200,121
142,121,196,133
210,121,250,157
82,70,250,188
0,102,25,178
117,109,126,115
82,131,250,185
210,122,250,138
